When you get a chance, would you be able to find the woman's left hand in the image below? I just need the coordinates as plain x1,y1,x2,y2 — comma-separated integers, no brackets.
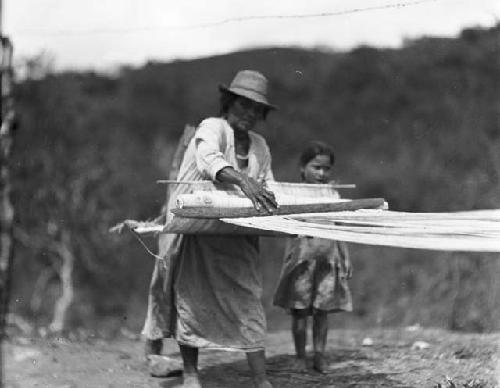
238,175,278,214
215,166,278,214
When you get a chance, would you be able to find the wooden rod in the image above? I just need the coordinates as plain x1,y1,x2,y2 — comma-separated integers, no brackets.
157,180,209,184
157,180,356,189
170,198,385,219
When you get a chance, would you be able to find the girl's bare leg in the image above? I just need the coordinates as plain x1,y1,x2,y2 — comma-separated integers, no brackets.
312,309,328,372
291,309,308,370
179,344,201,388
246,350,273,388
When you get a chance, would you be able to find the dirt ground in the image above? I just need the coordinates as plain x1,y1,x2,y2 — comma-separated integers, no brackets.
4,328,499,388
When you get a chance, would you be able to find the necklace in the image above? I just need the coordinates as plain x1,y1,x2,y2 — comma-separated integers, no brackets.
236,153,249,160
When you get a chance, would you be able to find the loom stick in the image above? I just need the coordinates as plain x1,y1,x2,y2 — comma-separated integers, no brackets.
163,216,290,236
170,198,385,219
157,180,356,189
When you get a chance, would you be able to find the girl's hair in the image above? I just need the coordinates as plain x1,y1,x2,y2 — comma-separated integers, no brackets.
299,140,335,167
219,90,270,120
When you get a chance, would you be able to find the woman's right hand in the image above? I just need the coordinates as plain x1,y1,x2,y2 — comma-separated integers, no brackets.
238,175,278,214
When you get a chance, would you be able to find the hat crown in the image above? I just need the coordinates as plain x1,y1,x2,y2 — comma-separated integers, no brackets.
219,69,276,109
229,70,268,97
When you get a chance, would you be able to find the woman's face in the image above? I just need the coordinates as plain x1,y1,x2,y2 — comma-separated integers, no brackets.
301,154,333,183
226,96,267,132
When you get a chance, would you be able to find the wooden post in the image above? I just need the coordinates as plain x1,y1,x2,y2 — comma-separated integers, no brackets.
166,124,196,198
157,124,196,219
0,0,16,382
0,47,14,337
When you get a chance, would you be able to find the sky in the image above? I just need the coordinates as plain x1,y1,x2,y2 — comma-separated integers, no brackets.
4,0,500,71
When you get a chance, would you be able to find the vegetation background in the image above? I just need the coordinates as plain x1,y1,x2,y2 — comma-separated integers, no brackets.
9,24,500,336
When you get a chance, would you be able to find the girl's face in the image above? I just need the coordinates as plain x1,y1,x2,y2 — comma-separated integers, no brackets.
301,154,333,183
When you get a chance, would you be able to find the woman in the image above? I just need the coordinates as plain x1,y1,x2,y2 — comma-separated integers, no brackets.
273,141,353,373
144,70,278,388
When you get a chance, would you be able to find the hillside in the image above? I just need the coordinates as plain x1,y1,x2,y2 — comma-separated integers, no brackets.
10,24,500,333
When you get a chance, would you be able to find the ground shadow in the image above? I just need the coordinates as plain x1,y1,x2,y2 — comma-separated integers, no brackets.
158,348,410,388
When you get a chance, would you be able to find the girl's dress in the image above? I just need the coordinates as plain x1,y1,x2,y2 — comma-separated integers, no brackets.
274,236,352,313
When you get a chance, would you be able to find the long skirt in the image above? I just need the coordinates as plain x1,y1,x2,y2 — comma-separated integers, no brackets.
143,234,266,351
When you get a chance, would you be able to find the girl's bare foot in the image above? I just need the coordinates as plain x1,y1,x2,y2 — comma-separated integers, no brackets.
313,352,328,373
182,373,202,388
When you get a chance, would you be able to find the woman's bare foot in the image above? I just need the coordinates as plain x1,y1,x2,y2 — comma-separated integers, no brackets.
144,338,163,358
182,373,202,388
313,352,328,373
148,355,183,377
291,357,308,372
253,377,273,388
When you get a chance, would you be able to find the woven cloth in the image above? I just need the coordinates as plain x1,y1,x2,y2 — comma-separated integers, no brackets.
222,209,500,252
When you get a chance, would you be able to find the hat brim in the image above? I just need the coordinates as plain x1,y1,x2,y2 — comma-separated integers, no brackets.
219,84,278,110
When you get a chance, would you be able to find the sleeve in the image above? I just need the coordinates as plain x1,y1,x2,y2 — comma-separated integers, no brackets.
257,138,275,183
194,119,232,181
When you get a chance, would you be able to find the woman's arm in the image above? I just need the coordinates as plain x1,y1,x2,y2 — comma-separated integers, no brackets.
194,126,232,181
216,166,278,214
194,119,278,213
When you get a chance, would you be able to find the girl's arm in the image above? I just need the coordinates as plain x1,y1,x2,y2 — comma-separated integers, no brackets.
338,241,353,279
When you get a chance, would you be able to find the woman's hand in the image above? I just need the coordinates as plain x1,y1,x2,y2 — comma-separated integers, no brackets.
239,175,278,214
216,167,278,214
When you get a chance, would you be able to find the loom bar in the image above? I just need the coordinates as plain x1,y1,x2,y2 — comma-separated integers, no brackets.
170,198,385,219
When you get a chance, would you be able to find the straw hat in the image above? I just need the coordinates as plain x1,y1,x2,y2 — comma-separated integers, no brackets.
219,70,277,110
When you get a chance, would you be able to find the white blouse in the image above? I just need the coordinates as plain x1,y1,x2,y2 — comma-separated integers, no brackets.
163,117,275,221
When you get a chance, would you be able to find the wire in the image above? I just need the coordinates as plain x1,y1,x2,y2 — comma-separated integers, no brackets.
13,0,436,37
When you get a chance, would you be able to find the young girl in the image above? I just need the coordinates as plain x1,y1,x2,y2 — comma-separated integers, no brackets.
273,140,353,373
